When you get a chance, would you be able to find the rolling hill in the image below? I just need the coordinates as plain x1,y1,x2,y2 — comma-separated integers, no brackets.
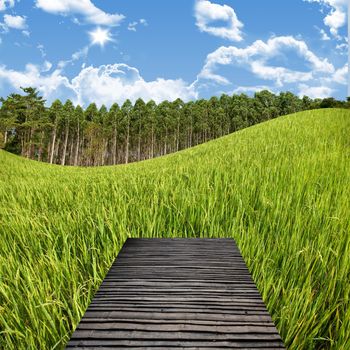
0,108,349,349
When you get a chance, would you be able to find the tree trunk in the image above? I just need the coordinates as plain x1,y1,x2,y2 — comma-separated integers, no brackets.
54,138,60,164
113,125,117,165
189,122,193,148
78,137,84,166
38,131,44,162
104,139,109,165
27,128,35,159
164,129,168,155
4,130,8,145
74,121,80,166
50,126,57,164
100,138,107,166
21,133,25,157
151,125,154,159
26,128,31,159
125,119,130,164
176,120,180,152
69,137,74,165
61,125,69,166
47,139,51,162
137,127,141,161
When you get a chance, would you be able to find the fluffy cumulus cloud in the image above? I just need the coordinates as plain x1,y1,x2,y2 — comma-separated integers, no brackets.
304,0,347,38
0,63,197,106
71,64,197,106
325,63,348,85
35,0,125,26
298,84,333,98
194,0,243,41
198,36,334,87
0,63,72,102
0,0,14,11
3,14,26,29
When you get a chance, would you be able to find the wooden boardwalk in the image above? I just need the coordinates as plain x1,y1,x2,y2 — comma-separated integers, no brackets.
67,238,284,349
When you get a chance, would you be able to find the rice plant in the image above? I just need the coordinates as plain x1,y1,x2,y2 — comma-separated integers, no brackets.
0,109,349,349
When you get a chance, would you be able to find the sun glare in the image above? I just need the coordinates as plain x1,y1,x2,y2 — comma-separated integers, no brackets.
89,27,112,47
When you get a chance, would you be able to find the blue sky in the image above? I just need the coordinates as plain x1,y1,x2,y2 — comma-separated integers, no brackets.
0,0,348,106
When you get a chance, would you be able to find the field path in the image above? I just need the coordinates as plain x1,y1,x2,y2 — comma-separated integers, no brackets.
67,238,284,349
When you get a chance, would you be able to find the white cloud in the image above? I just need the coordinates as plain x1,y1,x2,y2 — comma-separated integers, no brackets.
198,36,334,87
139,19,148,26
325,63,348,84
250,61,313,86
57,46,89,69
319,28,331,40
298,84,333,98
22,30,30,37
0,0,14,11
3,14,26,29
333,64,347,85
0,63,72,102
230,85,274,95
304,0,347,38
42,61,53,72
194,0,243,41
128,19,148,32
71,64,197,106
335,42,348,55
35,0,125,26
71,46,89,61
127,21,138,32
0,63,197,106
37,44,46,58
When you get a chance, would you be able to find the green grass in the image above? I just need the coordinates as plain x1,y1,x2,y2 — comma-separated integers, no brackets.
0,108,349,349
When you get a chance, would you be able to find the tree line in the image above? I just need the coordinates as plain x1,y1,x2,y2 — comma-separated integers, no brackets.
0,87,348,166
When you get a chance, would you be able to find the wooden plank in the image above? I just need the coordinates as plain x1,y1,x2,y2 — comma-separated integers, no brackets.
67,238,284,349
67,341,285,349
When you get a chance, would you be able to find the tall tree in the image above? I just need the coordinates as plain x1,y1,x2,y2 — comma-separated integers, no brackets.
156,101,172,155
146,100,157,159
84,103,99,166
48,100,63,164
0,97,18,147
17,88,46,159
73,105,84,166
99,105,109,166
61,100,74,166
172,98,184,152
108,103,121,165
278,92,302,115
254,90,279,121
121,99,132,164
133,98,146,161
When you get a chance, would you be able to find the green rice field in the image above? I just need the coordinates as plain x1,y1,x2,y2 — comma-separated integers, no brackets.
0,108,349,349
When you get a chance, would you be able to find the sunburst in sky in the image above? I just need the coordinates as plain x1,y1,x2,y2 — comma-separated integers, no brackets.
89,27,112,47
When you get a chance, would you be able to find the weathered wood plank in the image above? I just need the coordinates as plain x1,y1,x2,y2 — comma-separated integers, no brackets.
67,238,284,349
82,311,273,321
67,341,285,349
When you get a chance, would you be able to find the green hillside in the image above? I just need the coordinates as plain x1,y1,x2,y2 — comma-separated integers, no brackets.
0,109,349,349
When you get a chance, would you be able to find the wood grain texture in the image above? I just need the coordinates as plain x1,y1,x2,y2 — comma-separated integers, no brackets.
66,238,284,349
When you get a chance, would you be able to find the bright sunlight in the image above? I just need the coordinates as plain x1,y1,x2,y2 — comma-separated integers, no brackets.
89,27,112,47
